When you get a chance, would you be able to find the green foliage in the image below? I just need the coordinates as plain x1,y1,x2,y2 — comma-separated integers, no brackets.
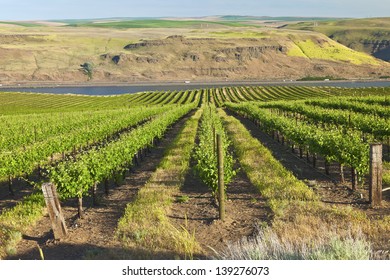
259,99,390,140
49,104,195,200
226,102,375,177
0,106,170,181
80,62,94,80
0,193,45,259
297,76,341,81
194,106,236,197
175,195,190,203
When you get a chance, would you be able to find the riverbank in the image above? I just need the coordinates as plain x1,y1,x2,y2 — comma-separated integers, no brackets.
1,79,390,95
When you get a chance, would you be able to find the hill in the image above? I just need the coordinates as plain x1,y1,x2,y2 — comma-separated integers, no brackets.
0,18,389,84
284,17,390,62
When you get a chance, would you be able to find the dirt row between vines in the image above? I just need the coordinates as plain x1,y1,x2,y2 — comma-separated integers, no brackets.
169,158,271,257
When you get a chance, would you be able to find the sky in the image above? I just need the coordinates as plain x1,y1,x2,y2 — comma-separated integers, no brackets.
0,0,388,21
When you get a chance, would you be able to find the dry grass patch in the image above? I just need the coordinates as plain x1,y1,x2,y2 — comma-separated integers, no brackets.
217,226,371,260
117,109,202,259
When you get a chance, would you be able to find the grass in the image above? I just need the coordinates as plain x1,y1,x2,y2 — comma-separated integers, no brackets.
218,109,317,208
116,109,202,259
288,38,380,65
175,195,190,203
217,226,371,260
0,193,46,259
285,18,390,60
208,31,269,38
218,108,390,259
297,76,344,81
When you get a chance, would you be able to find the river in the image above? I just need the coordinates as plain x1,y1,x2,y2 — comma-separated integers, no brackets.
1,80,390,96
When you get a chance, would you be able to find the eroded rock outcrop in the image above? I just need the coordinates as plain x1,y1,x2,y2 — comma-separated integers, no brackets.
361,39,390,61
124,40,168,50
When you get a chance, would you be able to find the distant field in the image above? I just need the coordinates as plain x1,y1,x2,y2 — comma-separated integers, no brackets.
286,17,390,31
215,15,344,22
0,21,44,27
68,19,259,29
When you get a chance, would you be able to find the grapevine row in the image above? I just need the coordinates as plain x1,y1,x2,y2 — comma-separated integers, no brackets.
256,101,390,140
49,104,195,216
226,102,372,185
305,99,390,118
0,105,174,181
193,105,236,196
0,109,147,152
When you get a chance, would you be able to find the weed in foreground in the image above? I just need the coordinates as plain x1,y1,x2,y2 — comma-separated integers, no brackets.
216,226,372,260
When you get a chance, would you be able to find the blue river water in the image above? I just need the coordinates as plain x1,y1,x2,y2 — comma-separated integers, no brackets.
1,80,390,96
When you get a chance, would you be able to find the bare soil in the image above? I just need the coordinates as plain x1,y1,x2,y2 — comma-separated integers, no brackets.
0,177,36,211
169,159,271,258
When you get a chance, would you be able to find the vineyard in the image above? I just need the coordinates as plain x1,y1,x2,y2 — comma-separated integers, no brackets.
0,85,389,260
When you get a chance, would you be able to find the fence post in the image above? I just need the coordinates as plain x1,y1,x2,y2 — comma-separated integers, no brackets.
217,134,225,221
213,126,216,155
369,144,382,207
41,183,68,239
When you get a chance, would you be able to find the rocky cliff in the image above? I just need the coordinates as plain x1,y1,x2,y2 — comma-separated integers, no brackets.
95,35,389,82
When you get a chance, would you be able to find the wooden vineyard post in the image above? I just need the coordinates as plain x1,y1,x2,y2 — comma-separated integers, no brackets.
8,176,14,196
104,179,109,195
325,160,330,175
351,168,357,190
369,144,382,207
340,164,345,183
312,153,317,168
92,182,98,206
217,134,225,221
213,126,216,155
77,196,84,219
41,183,68,239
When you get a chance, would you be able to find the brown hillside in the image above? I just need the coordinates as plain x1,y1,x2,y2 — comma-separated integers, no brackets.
0,25,389,84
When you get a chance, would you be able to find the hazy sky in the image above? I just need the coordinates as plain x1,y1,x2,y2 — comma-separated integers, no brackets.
0,0,388,20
